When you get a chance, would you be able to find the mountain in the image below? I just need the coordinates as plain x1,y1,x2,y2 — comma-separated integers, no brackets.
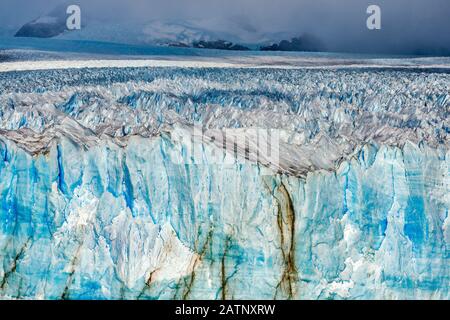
193,40,250,51
141,20,218,46
14,5,70,38
261,34,324,52
13,6,287,51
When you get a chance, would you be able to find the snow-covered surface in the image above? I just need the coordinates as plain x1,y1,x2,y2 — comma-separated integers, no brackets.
137,19,288,46
0,59,241,72
1,56,450,73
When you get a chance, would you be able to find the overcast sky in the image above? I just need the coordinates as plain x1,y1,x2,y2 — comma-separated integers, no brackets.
1,0,449,55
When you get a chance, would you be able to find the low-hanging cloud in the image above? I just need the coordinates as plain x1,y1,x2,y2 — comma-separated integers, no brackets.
1,0,449,55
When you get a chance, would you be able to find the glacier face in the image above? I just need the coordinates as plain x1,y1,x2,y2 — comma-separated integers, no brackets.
0,65,449,299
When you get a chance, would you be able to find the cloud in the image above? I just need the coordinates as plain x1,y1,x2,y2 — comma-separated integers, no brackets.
1,0,449,55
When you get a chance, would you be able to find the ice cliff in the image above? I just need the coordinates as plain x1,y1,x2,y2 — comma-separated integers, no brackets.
0,66,448,299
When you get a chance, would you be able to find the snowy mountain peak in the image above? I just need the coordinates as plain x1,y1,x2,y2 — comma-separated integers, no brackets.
14,4,71,38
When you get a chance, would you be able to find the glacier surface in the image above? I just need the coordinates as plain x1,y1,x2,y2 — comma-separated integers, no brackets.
0,64,448,299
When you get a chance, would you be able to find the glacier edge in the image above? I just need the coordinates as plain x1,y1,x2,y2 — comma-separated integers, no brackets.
0,65,448,299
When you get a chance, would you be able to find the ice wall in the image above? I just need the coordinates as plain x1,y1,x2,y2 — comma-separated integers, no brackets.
0,66,448,299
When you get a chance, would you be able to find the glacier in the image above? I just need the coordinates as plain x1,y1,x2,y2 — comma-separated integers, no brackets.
0,63,449,300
